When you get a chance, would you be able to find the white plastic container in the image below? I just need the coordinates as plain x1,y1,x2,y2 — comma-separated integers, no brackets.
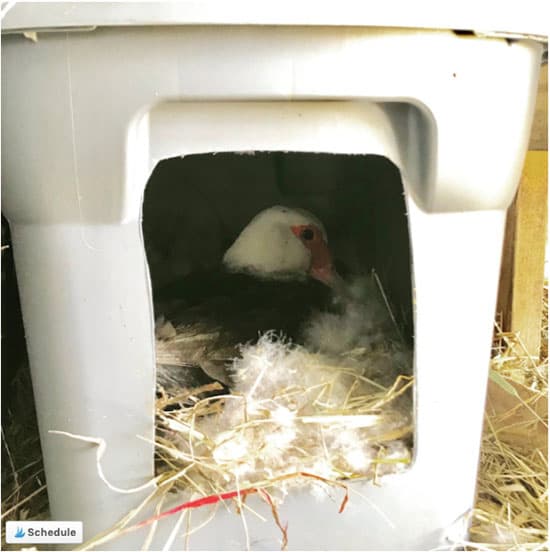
1,3,545,549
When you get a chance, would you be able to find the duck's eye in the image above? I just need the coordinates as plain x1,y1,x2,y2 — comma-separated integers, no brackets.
300,228,314,241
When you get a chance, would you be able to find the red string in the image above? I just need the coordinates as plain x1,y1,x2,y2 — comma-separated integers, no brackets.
131,487,258,531
126,471,348,535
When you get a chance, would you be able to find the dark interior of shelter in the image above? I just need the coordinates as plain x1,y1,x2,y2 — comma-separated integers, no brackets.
143,151,414,343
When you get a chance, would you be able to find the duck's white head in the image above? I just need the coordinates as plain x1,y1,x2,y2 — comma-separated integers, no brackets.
223,206,335,286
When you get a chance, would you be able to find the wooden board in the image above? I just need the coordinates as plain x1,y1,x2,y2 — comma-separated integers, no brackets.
497,150,548,358
528,63,547,151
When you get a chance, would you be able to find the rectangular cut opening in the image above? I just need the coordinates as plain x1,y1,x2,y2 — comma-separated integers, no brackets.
143,151,415,501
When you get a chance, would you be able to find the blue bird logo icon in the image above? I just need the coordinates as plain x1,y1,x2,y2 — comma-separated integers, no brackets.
14,527,26,538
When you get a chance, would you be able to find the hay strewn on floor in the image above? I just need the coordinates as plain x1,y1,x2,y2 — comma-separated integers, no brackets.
1,364,49,550
466,284,548,550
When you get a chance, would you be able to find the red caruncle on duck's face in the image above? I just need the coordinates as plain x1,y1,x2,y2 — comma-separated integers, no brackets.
290,224,335,286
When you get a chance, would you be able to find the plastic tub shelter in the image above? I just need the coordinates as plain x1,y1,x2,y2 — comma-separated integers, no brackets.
1,2,546,550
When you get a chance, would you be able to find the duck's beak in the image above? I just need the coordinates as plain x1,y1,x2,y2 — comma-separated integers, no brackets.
309,240,338,287
310,265,335,286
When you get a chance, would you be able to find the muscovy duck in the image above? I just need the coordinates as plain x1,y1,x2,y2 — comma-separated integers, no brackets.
155,205,340,393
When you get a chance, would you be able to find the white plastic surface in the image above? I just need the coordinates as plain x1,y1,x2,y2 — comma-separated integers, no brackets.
2,0,549,39
2,26,542,218
1,22,543,550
